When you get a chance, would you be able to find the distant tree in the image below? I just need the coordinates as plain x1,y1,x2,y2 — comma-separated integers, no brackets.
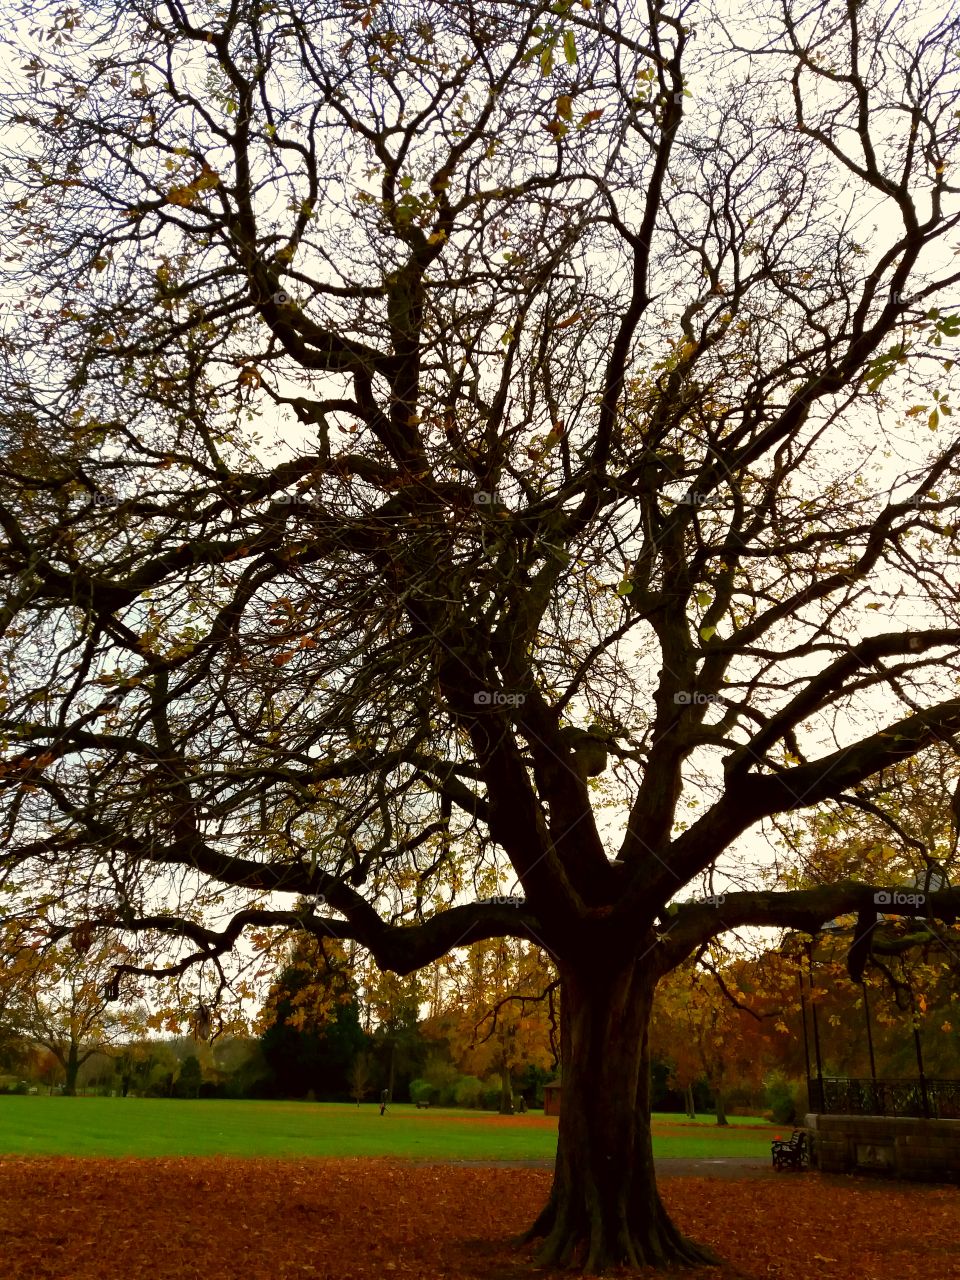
113,1036,179,1098
0,916,33,1072
425,939,556,1114
349,1052,373,1107
175,1054,203,1099
655,947,803,1126
77,1049,117,1095
0,1004,25,1076
518,1062,555,1112
408,1078,436,1106
259,937,366,1098
361,964,427,1101
208,1037,269,1098
140,1041,181,1098
453,1074,485,1108
34,1046,64,1093
114,1044,148,1099
652,957,777,1126
0,924,135,1096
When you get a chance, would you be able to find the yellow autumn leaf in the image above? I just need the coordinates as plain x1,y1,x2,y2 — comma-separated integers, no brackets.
193,166,220,190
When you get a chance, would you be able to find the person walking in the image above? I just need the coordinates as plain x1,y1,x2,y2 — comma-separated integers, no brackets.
380,1088,388,1116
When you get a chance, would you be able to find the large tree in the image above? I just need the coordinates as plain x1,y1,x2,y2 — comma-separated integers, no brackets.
2,0,960,1269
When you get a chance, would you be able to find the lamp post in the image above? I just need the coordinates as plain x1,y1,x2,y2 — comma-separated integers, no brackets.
807,939,825,1111
908,860,948,1093
798,962,813,1086
861,980,877,1085
859,978,879,1114
905,980,931,1120
785,932,816,1109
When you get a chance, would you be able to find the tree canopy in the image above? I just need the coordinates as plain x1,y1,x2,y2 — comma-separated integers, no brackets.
2,0,960,1270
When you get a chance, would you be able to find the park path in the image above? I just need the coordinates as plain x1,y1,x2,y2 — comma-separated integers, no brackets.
413,1155,774,1179
423,1155,960,1192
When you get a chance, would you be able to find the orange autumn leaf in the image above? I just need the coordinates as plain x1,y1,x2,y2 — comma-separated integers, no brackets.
0,1159,958,1280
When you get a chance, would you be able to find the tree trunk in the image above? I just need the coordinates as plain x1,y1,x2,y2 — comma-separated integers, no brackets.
713,1086,728,1126
684,1083,696,1120
499,1064,514,1115
64,1041,79,1097
523,959,717,1273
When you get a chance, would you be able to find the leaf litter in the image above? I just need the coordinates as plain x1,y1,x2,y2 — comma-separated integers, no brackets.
0,1158,957,1279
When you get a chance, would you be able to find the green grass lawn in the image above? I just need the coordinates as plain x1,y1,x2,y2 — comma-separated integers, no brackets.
0,1097,777,1159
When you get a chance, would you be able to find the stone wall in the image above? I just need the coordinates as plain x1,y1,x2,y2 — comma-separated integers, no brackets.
805,1113,960,1182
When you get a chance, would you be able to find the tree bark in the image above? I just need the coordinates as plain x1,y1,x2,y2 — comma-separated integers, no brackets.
684,1083,696,1120
64,1041,79,1097
713,1086,728,1126
499,1064,514,1115
523,960,717,1272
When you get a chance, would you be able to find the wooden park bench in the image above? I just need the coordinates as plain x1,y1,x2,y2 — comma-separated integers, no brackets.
771,1129,808,1171
415,1100,431,1109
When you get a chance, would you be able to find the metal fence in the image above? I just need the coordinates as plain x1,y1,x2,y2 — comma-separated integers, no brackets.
808,1076,960,1120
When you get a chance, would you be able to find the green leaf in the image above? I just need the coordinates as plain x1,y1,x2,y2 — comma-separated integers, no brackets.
929,409,939,430
616,580,633,596
699,624,716,641
563,30,577,64
696,590,712,608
